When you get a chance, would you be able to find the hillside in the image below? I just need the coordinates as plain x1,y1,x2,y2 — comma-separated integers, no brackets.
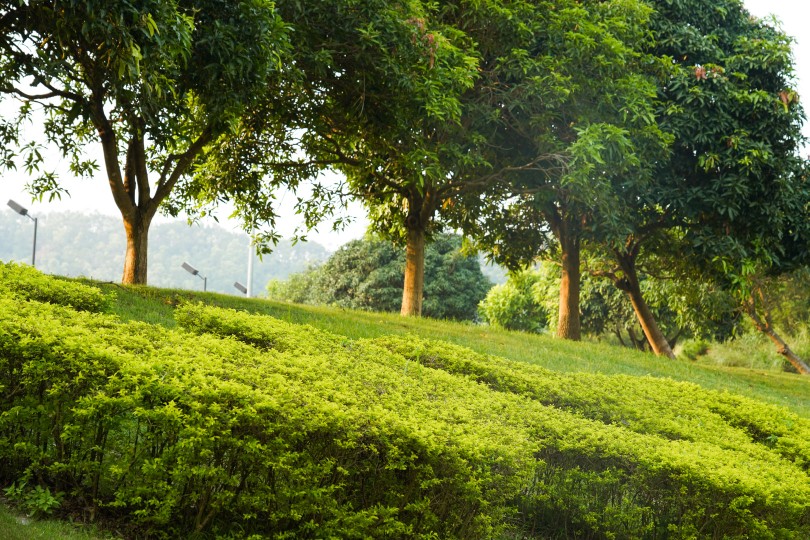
1,264,809,539
1,211,330,293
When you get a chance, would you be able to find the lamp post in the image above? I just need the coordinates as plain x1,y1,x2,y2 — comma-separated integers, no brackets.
7,199,37,267
181,262,207,292
233,282,247,295
246,238,254,298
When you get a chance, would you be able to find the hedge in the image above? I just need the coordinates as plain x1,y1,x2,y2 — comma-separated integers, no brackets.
0,261,110,312
1,265,808,538
176,304,810,539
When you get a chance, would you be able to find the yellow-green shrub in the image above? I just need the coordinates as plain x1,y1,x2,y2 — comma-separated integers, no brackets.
0,262,110,312
1,298,533,538
176,305,810,538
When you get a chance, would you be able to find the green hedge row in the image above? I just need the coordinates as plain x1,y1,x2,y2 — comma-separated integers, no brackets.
2,265,809,538
368,334,810,471
1,272,532,538
0,262,110,312
176,304,810,539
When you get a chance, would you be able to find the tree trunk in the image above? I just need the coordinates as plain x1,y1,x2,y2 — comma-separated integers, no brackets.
744,294,810,375
616,252,675,359
401,225,426,317
121,212,152,285
557,223,581,340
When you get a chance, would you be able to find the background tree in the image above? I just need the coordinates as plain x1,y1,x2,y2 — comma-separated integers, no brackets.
183,0,482,317
479,259,738,347
0,0,288,284
267,234,491,321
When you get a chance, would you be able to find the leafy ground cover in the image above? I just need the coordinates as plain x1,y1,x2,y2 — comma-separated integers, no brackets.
1,264,808,538
97,281,810,417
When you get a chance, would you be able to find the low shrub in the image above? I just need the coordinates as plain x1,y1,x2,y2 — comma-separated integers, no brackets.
177,305,810,538
370,335,810,471
2,267,808,538
0,262,110,312
1,298,533,538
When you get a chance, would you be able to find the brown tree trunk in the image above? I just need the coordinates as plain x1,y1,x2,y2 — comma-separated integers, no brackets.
557,222,581,340
616,252,675,359
745,293,810,375
91,96,212,286
121,212,152,285
401,225,426,317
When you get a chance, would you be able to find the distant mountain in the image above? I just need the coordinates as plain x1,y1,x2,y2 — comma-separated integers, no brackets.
0,211,330,295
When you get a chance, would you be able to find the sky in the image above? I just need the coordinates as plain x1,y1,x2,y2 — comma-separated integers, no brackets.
1,0,808,251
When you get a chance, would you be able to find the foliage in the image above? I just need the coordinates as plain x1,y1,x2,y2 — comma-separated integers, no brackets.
92,276,810,415
0,261,110,312
0,0,290,283
178,303,810,538
477,269,550,334
588,0,810,354
479,260,739,346
268,234,491,320
4,482,62,519
3,265,809,538
2,289,530,538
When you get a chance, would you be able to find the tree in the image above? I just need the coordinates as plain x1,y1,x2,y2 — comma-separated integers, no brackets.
479,259,738,347
451,0,669,340
251,0,482,317
595,0,810,358
267,234,492,321
469,0,809,359
0,0,288,283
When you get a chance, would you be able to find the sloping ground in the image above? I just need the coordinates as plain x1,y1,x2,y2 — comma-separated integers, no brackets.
1,263,809,538
100,281,810,417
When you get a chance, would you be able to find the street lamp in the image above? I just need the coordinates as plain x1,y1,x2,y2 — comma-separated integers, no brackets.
7,199,37,267
233,281,247,295
181,262,207,292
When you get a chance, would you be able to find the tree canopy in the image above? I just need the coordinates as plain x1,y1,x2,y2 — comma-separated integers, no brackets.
0,0,289,283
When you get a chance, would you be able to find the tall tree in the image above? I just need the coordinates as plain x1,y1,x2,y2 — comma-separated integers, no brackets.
0,0,288,283
178,0,484,316
594,0,810,357
453,0,669,340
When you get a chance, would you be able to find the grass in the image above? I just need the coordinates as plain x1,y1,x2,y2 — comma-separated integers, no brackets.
0,502,116,540
93,281,810,417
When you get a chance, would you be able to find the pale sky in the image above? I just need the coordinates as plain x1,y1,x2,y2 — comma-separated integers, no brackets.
1,0,808,250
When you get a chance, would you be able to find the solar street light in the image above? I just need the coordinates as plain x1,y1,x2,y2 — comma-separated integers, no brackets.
181,261,207,291
7,199,37,267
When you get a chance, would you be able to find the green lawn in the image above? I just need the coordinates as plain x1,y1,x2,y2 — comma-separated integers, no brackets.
96,282,810,417
0,503,115,540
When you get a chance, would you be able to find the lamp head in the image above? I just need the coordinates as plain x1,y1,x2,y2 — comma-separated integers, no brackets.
7,199,28,216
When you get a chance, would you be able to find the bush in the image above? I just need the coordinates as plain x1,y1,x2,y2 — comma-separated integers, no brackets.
2,268,808,538
178,304,810,539
268,234,491,320
1,299,531,538
0,262,110,312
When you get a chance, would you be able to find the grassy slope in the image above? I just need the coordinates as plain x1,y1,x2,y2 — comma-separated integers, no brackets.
3,275,807,537
97,282,809,417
